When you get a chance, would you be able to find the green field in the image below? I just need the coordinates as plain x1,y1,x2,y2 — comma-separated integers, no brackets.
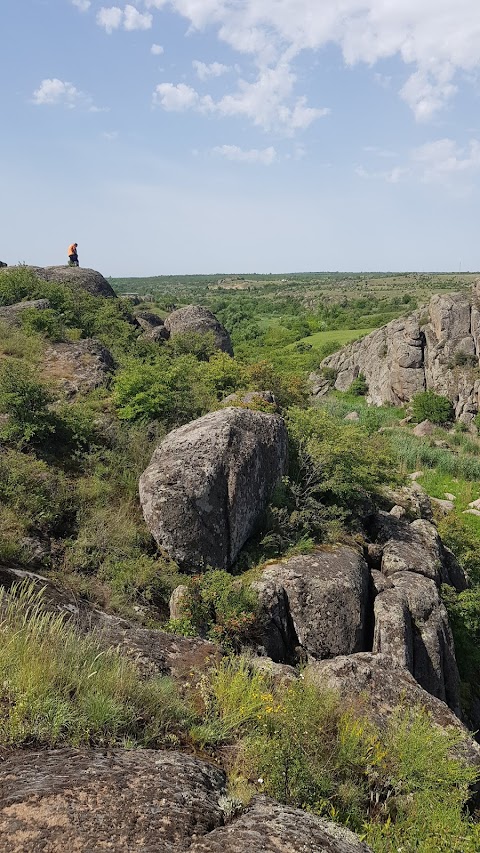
291,328,373,351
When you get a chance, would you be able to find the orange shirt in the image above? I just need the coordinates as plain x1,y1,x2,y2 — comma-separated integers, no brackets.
68,244,77,255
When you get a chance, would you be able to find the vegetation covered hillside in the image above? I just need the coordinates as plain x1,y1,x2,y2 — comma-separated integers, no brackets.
1,264,480,851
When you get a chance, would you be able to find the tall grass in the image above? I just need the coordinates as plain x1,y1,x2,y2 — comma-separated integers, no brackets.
389,430,480,480
0,582,192,748
194,658,480,851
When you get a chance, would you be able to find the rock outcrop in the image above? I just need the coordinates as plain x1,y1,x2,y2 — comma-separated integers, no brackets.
311,284,480,423
0,298,50,326
255,547,370,662
254,498,466,718
0,265,116,298
164,305,234,355
43,339,114,396
190,797,373,853
0,750,371,853
0,749,226,853
305,653,480,767
139,407,288,571
0,565,221,681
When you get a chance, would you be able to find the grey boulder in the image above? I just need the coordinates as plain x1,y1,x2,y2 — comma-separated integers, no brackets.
139,407,288,571
190,797,373,853
0,265,116,298
255,547,370,662
43,339,114,396
165,305,233,355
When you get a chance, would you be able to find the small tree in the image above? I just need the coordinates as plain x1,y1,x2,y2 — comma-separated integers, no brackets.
348,373,368,396
412,391,453,425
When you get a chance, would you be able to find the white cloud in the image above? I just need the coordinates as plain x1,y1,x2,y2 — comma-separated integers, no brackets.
151,43,164,55
102,131,119,140
71,0,91,11
97,5,152,33
193,60,230,81
97,7,123,33
32,78,105,112
356,137,480,191
124,4,152,31
154,62,329,133
212,144,278,165
412,138,480,185
153,82,201,110
142,0,480,122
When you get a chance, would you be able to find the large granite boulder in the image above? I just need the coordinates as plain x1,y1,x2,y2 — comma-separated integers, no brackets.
254,547,370,662
139,408,288,571
0,750,372,853
43,339,114,396
164,305,233,355
190,797,373,852
0,749,226,853
311,282,480,422
373,572,461,715
0,265,116,298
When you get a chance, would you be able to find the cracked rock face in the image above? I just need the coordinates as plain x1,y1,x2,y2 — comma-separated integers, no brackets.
139,407,288,571
255,547,370,663
311,284,480,422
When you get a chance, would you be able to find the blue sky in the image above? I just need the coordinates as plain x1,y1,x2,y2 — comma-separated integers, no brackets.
1,0,480,276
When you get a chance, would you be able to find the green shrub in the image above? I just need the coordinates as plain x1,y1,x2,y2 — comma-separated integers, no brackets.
0,267,39,306
452,351,478,368
0,360,55,447
321,366,338,382
286,407,397,507
412,391,454,425
99,554,183,616
0,449,73,537
20,308,66,341
168,331,217,361
348,373,368,396
166,570,258,651
0,582,193,748
113,355,213,425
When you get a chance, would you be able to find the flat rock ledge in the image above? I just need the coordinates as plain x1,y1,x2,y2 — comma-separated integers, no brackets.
0,750,372,853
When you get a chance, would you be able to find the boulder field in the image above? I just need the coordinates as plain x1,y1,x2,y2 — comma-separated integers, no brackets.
311,282,480,423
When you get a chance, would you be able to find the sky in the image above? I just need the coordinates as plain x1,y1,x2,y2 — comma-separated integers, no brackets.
1,1,480,276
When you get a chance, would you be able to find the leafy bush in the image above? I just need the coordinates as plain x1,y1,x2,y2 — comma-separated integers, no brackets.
412,391,454,425
0,449,73,537
165,570,258,650
193,659,479,848
20,307,66,341
452,351,478,368
0,582,193,748
348,373,368,396
286,407,397,508
113,355,213,425
167,331,217,361
0,266,39,306
99,554,183,616
321,366,338,382
0,360,55,447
